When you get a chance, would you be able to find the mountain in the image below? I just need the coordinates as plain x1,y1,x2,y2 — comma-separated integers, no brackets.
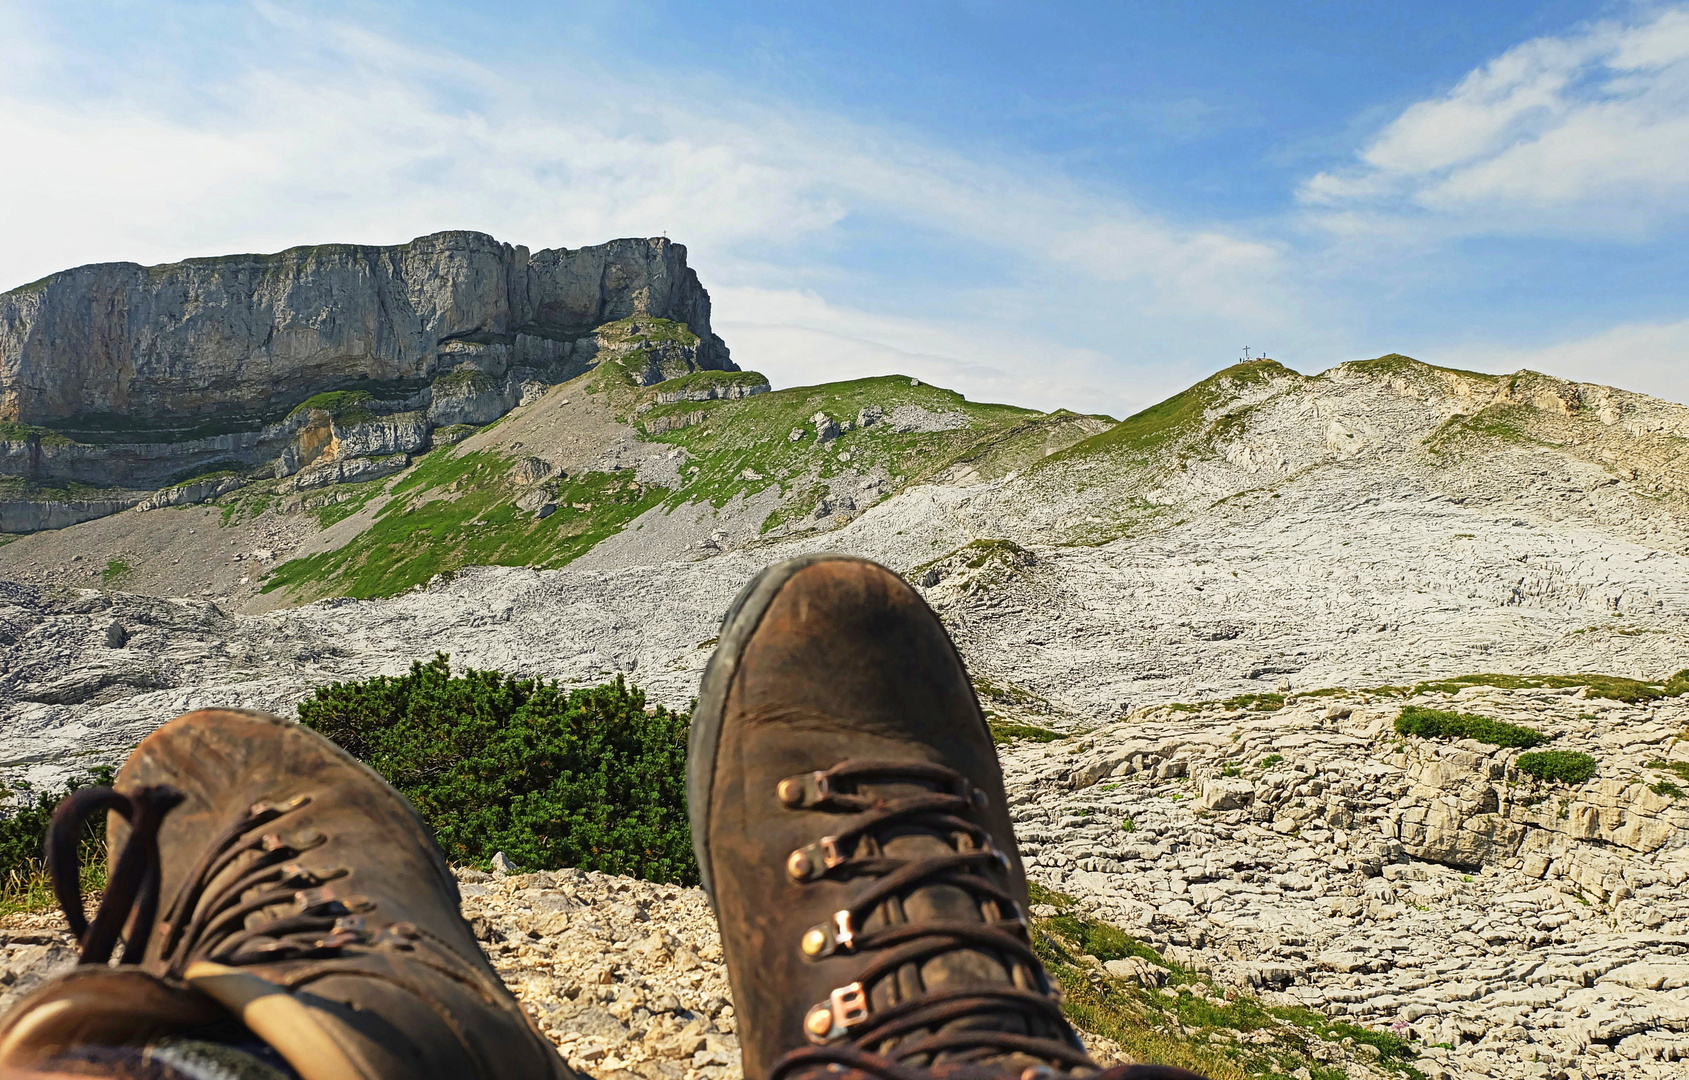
3,239,1689,1077
0,232,734,531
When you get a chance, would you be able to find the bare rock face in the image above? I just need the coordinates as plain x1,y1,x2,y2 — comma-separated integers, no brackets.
0,232,737,530
0,231,731,427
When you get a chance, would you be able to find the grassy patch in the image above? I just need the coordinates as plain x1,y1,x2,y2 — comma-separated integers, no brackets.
1040,360,1297,472
1646,760,1689,783
641,374,1038,520
102,558,132,584
262,449,668,600
306,476,391,527
432,367,499,395
1225,693,1285,712
915,538,1038,578
989,721,1066,745
642,369,770,400
0,421,76,447
1369,671,1689,704
973,676,1051,711
1395,706,1550,749
1258,754,1285,770
1515,751,1597,786
1027,882,1421,1079
1424,402,1556,454
288,389,378,425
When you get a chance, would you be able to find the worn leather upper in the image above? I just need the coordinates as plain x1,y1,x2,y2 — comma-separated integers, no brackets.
700,559,1078,1080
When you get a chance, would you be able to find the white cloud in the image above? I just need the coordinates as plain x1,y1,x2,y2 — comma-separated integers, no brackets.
1438,316,1689,405
0,2,1301,416
1300,6,1689,237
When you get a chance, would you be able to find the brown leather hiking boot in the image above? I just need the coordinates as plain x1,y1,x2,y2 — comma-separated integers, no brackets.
690,555,1207,1080
0,708,577,1080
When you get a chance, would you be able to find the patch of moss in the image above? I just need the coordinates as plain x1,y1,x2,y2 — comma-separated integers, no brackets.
101,558,131,584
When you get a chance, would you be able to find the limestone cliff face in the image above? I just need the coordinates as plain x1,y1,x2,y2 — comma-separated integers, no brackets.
0,231,732,426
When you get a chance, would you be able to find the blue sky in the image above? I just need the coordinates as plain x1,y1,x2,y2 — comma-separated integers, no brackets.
4,1,1689,415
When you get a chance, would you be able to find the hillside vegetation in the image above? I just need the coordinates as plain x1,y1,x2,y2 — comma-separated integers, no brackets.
258,364,1108,601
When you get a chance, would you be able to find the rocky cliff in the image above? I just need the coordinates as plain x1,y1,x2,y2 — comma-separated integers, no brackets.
0,232,735,529
0,231,729,426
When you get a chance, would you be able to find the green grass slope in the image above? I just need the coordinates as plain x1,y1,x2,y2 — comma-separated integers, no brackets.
256,370,1101,603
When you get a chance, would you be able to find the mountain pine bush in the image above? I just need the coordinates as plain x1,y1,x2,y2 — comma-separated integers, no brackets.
299,654,696,884
1515,750,1597,786
1394,706,1549,749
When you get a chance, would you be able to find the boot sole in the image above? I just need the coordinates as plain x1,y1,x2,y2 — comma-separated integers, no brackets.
687,553,862,902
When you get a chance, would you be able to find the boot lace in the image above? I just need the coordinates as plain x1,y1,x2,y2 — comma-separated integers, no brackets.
46,785,424,974
768,759,1095,1080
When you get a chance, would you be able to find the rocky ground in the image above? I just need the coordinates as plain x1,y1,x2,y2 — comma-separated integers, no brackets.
3,681,1684,1079
1,359,1687,1079
1006,686,1689,1079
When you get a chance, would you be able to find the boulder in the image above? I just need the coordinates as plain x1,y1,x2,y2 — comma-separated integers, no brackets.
1200,777,1256,811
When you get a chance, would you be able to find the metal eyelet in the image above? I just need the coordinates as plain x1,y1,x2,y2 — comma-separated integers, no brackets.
803,982,869,1043
801,927,828,956
786,850,814,881
787,836,851,881
777,771,835,809
799,910,856,959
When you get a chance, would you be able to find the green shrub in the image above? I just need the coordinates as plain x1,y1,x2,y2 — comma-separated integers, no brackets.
1258,754,1284,769
988,721,1065,745
0,768,115,913
1395,706,1549,749
1516,750,1597,786
298,654,696,884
